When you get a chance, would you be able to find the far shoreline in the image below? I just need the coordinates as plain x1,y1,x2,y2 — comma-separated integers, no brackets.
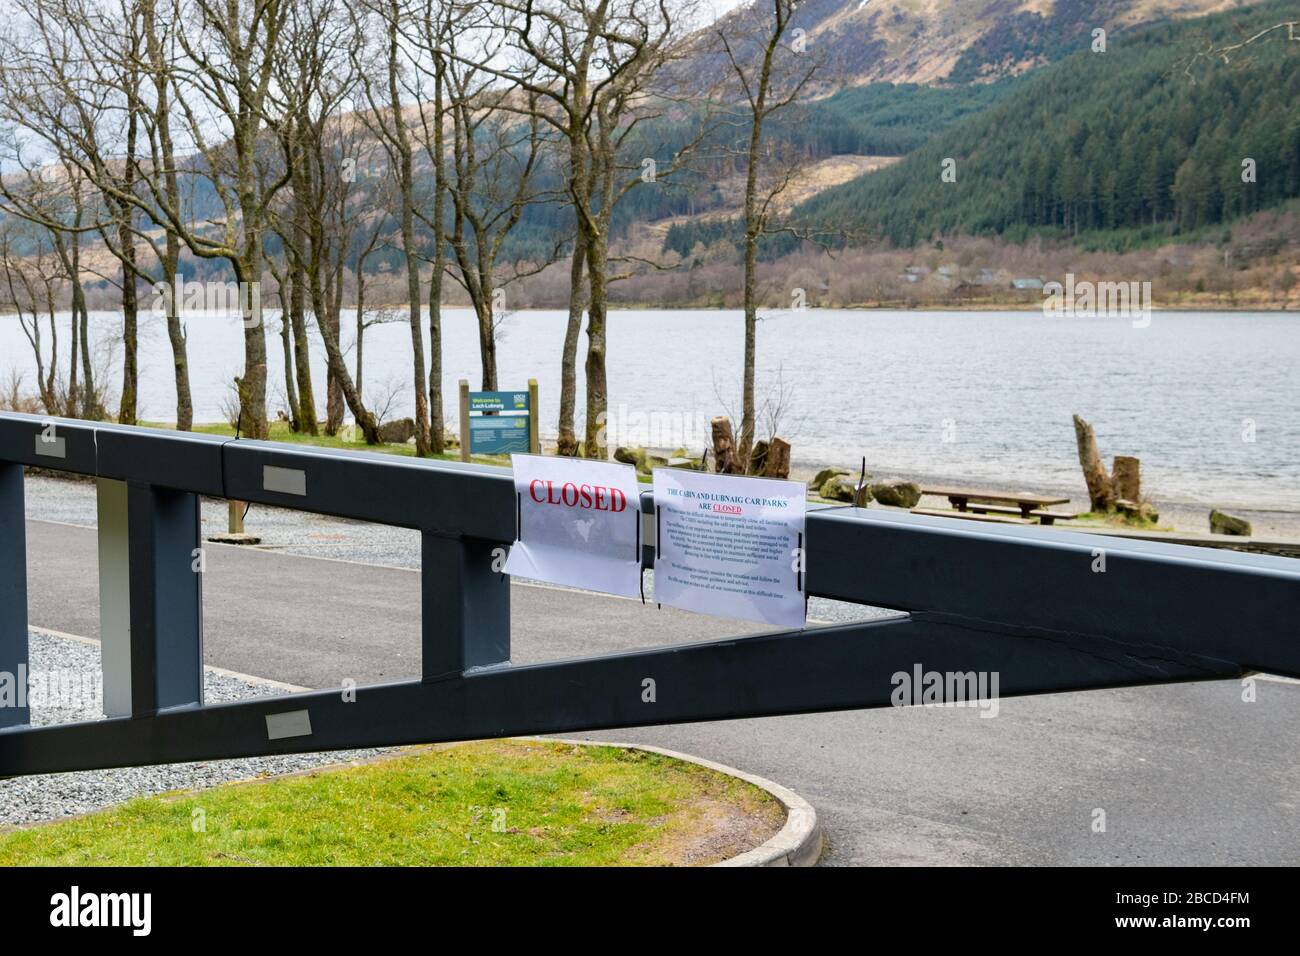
4,302,1298,319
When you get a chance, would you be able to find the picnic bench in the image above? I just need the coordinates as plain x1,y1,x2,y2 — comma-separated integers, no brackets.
919,485,1077,525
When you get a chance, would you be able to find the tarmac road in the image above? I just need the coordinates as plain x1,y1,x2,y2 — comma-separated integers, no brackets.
23,515,1300,866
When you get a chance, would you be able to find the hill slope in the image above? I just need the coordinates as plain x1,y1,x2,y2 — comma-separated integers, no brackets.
790,0,1300,247
702,0,1257,88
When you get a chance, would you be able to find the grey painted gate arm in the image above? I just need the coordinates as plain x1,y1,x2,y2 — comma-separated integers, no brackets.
0,413,1295,778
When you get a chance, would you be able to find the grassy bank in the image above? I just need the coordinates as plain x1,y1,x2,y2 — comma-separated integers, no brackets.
183,420,506,466
0,740,783,867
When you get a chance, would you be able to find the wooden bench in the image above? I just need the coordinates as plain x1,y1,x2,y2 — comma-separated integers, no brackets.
910,507,1031,525
922,485,1070,518
968,504,1079,525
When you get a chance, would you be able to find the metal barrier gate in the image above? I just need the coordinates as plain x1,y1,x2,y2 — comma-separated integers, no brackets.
1,411,1297,778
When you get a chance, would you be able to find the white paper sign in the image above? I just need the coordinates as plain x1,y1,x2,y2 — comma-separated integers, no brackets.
652,469,806,628
503,454,643,598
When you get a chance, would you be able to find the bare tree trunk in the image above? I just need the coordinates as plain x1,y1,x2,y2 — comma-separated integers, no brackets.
66,289,79,417
355,270,365,407
385,13,431,455
583,227,609,459
116,96,141,426
118,234,139,425
557,226,586,456
62,230,79,416
475,273,498,391
280,305,298,429
739,247,757,468
738,119,763,469
1073,414,1114,511
288,255,317,432
268,263,298,428
43,289,58,413
326,246,346,434
143,2,191,429
308,265,379,444
64,232,96,419
427,57,447,454
236,244,269,441
162,248,192,430
325,319,344,433
77,291,93,417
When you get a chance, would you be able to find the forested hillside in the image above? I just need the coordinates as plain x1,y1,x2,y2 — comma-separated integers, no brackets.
790,0,1300,248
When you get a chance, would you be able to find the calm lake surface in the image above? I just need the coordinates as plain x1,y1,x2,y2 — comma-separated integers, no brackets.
3,307,1297,510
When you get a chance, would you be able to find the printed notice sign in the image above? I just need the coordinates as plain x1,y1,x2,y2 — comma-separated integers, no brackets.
652,469,806,628
504,455,643,598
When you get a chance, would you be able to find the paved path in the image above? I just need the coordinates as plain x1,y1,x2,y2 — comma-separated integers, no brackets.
24,517,1300,865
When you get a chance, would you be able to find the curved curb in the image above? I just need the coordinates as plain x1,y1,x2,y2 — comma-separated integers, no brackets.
539,738,823,867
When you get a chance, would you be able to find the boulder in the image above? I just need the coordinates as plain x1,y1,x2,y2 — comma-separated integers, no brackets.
378,417,416,444
810,467,849,490
870,478,922,508
1209,509,1251,536
613,446,644,466
818,474,856,502
1117,498,1159,523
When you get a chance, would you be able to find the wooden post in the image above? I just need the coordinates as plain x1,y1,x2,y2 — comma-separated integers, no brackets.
1072,414,1114,512
1112,455,1141,503
762,437,792,479
459,379,470,463
528,378,540,455
711,416,737,474
228,500,244,535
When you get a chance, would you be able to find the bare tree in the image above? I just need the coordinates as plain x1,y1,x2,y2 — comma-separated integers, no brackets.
272,0,381,442
0,19,103,419
0,222,64,414
354,0,433,454
436,12,556,392
715,0,816,469
445,0,700,458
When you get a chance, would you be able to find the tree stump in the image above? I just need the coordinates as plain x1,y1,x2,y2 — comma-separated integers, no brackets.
711,416,737,474
761,437,791,479
1072,414,1114,512
1111,455,1141,503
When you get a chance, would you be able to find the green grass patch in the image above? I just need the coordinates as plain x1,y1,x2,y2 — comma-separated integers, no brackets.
150,421,664,482
0,740,782,867
176,420,509,467
1073,511,1171,532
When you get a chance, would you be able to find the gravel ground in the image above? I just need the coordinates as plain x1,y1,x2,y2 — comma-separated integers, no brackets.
1,629,388,827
